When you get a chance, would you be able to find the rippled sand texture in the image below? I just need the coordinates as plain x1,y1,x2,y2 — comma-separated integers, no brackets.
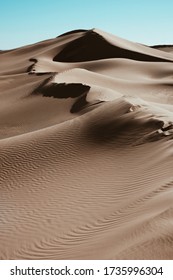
0,29,173,259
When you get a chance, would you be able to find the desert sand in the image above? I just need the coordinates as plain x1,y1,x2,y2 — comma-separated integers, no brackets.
0,29,173,259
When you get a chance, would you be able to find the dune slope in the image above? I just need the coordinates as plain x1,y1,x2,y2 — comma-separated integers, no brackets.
0,29,173,260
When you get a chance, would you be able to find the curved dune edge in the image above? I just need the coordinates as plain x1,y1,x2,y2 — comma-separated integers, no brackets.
0,29,173,260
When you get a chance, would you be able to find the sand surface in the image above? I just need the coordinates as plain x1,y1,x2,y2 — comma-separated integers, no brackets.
0,29,173,259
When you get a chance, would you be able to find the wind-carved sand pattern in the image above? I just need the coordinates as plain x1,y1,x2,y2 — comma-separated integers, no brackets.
0,28,173,260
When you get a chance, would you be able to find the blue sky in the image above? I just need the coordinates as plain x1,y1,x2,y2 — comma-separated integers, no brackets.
1,0,173,50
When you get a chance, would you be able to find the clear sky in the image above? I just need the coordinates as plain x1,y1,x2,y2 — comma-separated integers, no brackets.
1,0,173,50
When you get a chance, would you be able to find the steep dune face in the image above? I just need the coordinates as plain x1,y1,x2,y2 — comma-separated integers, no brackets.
54,29,173,62
0,29,173,260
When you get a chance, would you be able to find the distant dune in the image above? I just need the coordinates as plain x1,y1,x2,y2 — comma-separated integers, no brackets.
151,44,173,53
0,29,173,260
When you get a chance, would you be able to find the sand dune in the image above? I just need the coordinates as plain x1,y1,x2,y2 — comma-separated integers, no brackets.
0,29,173,260
151,44,173,54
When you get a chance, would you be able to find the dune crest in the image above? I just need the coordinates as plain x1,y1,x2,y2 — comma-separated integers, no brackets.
0,29,173,260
